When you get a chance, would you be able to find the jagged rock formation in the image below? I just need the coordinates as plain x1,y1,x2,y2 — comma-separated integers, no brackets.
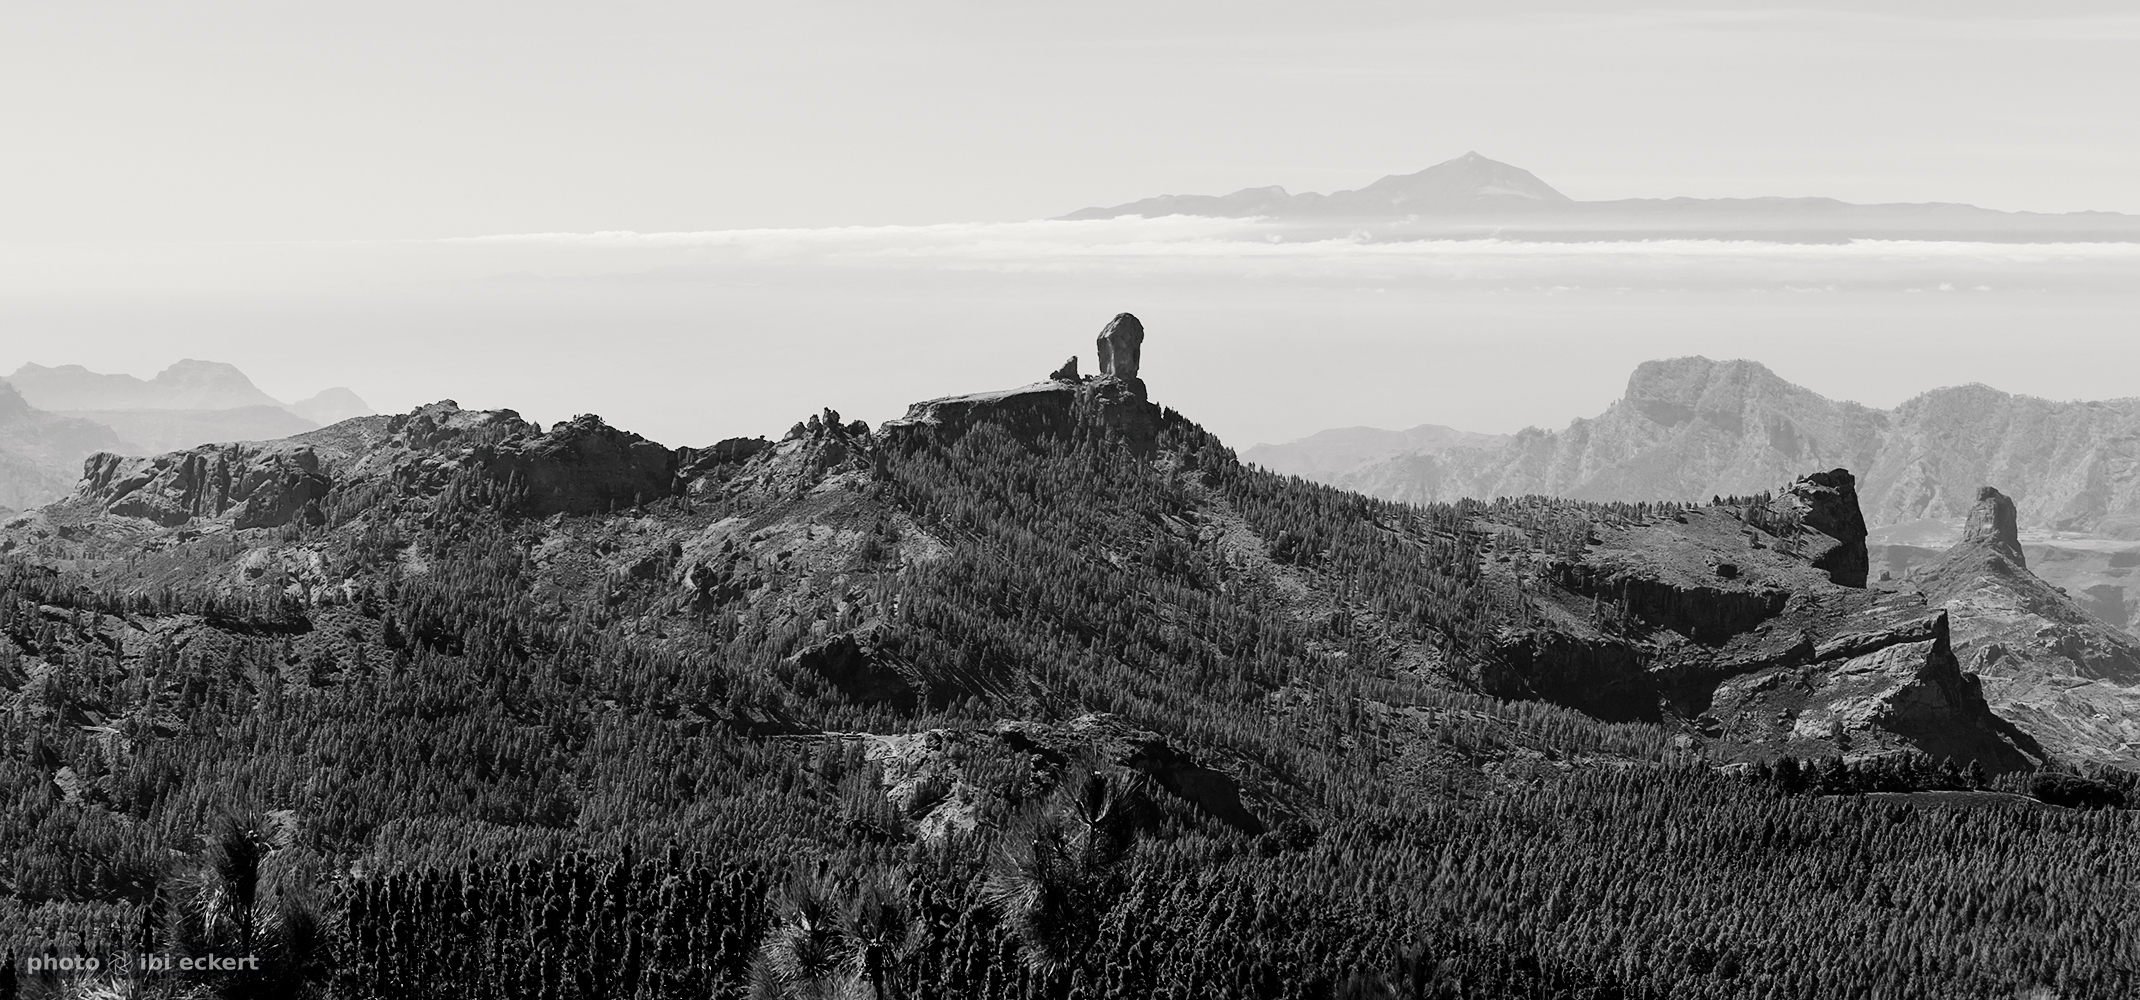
1915,485,2140,766
485,414,679,515
1096,312,1144,379
881,374,1160,456
79,444,333,529
1330,357,2140,540
1770,469,1870,587
1474,491,2039,771
1049,356,1079,381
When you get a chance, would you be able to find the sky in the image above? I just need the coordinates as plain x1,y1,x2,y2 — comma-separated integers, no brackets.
2,2,2137,449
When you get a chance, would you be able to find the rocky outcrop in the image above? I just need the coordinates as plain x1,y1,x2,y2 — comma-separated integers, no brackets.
482,414,679,516
1915,485,2140,767
1771,469,1870,587
1473,486,2043,770
1096,313,1144,379
1761,611,2040,772
1962,487,2024,566
881,374,1160,456
79,443,332,529
881,313,1162,454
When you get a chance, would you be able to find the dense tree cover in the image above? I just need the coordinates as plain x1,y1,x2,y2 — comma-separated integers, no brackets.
0,400,2134,998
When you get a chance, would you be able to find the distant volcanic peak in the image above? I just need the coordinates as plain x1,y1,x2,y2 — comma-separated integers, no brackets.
1058,151,1568,220
1351,151,1571,206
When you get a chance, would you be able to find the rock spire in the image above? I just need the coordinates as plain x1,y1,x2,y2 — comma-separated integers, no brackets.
1096,313,1144,379
1963,486,2024,567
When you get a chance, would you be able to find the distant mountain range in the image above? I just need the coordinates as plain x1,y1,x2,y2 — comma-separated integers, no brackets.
0,360,373,510
1256,357,2140,536
1063,152,2140,242
1251,358,2140,635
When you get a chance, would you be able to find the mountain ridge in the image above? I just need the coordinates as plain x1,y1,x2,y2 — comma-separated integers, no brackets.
0,325,2069,773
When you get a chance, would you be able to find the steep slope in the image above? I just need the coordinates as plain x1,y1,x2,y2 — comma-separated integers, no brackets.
1916,488,2140,766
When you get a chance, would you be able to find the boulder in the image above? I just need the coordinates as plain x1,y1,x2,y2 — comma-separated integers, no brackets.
1049,356,1080,381
1095,313,1145,379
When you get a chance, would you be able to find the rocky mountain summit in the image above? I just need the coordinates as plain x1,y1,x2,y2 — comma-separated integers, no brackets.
5,313,2097,790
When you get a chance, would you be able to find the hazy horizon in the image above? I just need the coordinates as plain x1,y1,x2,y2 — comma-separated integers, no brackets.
4,2,2137,454
4,218,2138,452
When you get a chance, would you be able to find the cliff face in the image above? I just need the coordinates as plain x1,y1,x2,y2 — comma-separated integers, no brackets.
1469,474,2038,771
1332,358,2140,539
80,444,333,529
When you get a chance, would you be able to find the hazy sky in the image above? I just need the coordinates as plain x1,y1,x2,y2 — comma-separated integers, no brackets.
2,2,2137,452
3,2,2138,240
